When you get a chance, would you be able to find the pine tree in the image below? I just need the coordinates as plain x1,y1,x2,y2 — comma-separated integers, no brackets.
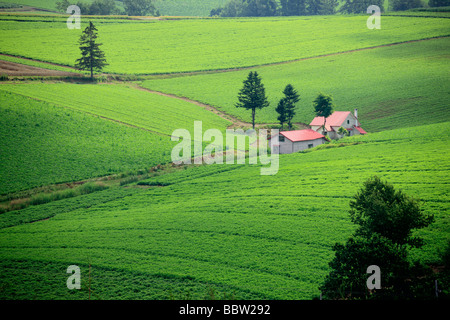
75,21,108,81
276,98,287,130
282,84,300,130
236,71,270,130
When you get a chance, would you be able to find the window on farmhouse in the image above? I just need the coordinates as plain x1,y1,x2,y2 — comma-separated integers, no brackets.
308,144,313,149
279,136,285,142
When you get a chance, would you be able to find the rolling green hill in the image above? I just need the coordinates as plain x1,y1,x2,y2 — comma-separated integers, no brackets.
0,90,177,195
1,15,449,74
142,36,450,132
0,122,448,299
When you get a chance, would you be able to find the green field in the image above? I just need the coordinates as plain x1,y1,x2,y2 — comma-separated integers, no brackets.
1,15,449,74
0,10,449,302
142,37,450,132
0,82,231,136
0,122,448,299
0,90,178,195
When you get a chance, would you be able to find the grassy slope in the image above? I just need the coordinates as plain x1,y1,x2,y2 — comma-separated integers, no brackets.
142,37,450,132
0,15,449,74
0,90,178,195
0,82,231,136
0,122,448,299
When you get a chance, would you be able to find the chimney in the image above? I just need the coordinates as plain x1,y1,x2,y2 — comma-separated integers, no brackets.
354,108,358,127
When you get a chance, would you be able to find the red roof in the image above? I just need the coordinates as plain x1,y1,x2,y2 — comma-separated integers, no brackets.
310,111,352,131
277,129,325,142
354,126,367,134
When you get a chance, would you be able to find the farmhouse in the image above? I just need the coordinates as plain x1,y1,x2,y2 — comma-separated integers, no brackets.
310,109,367,140
270,129,326,154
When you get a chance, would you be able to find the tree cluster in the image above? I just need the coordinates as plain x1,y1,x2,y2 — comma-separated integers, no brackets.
428,0,450,7
57,0,157,16
390,0,423,11
211,0,339,17
236,72,335,131
57,0,122,15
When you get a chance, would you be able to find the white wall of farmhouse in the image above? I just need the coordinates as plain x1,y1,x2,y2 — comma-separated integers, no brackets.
278,137,324,154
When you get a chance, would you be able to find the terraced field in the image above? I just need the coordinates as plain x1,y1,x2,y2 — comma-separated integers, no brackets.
0,123,448,299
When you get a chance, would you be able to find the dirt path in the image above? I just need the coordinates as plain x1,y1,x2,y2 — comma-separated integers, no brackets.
0,59,81,77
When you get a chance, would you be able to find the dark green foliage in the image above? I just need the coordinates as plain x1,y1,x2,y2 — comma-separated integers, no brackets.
236,71,270,129
275,98,287,129
428,0,450,7
313,92,334,133
320,234,410,299
350,176,434,247
391,0,423,11
282,84,300,130
280,0,307,16
306,0,338,15
75,21,108,80
123,0,156,16
320,176,436,300
340,0,384,13
218,0,278,17
56,0,121,15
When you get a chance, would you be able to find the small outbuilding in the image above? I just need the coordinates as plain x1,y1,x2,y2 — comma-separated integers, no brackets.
270,129,326,154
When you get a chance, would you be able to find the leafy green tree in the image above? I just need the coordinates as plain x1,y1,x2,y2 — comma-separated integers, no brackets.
89,0,120,15
320,233,410,299
428,0,450,6
243,0,278,16
275,98,287,130
390,0,423,11
219,0,277,17
337,126,348,137
340,0,384,13
236,71,270,130
313,93,334,135
320,176,436,300
219,0,245,17
350,176,434,247
282,84,300,130
75,21,108,80
123,0,155,16
56,0,70,12
306,0,338,15
280,0,308,16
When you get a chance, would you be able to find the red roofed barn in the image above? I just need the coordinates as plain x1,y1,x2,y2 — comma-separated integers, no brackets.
310,109,367,140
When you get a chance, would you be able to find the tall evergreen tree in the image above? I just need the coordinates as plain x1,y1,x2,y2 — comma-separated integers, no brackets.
236,71,270,130
276,98,287,130
282,84,300,130
75,21,108,81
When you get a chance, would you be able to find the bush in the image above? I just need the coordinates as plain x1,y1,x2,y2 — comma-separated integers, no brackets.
0,74,9,81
